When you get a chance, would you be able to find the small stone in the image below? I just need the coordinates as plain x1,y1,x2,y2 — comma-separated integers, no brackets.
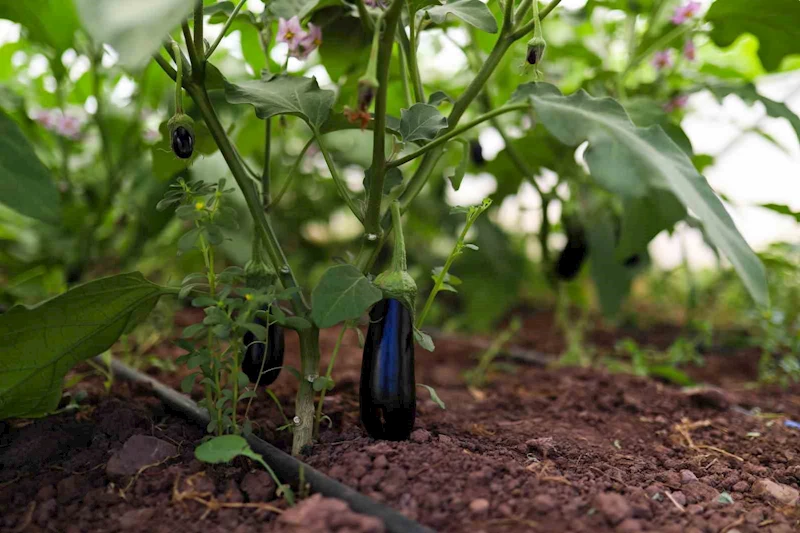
532,494,556,513
670,491,687,507
469,498,490,514
732,481,749,492
118,508,155,530
594,492,632,525
410,429,431,443
438,434,453,445
105,435,177,481
526,437,556,457
680,470,698,484
683,386,733,410
616,518,642,533
56,476,82,504
241,470,276,502
752,479,799,506
686,504,704,515
373,455,389,469
682,481,719,504
36,484,56,501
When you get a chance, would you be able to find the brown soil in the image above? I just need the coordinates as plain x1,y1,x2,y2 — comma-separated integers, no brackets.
2,309,800,533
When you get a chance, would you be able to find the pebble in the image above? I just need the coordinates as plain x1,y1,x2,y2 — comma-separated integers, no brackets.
752,478,799,506
532,494,556,513
594,492,633,525
616,518,642,533
118,508,155,530
681,481,719,504
410,429,431,443
469,498,490,515
680,470,698,484
373,455,389,469
732,481,749,492
105,435,177,480
669,491,687,507
240,470,276,502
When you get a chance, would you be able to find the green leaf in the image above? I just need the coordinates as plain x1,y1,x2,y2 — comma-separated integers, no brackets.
268,0,325,20
425,0,498,34
310,264,382,328
616,190,686,261
417,383,445,409
180,374,197,393
760,203,800,223
513,83,768,307
414,327,435,351
706,83,800,145
224,76,335,130
399,103,448,143
0,110,61,224
363,167,403,194
195,434,256,463
705,0,800,71
585,208,635,317
0,1,79,57
312,376,334,392
428,90,453,107
76,0,196,69
445,139,469,190
0,273,169,419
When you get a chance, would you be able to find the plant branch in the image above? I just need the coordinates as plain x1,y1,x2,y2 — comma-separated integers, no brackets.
153,53,177,80
262,118,272,208
182,22,201,70
194,0,205,62
206,0,247,59
396,28,424,102
313,324,347,437
267,137,315,211
388,103,530,168
365,0,405,238
314,130,364,223
511,0,563,40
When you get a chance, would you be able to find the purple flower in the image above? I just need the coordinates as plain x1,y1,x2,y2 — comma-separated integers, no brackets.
652,49,674,71
32,109,59,130
664,94,689,113
683,39,696,61
671,1,701,25
296,23,322,59
277,16,304,49
56,115,84,140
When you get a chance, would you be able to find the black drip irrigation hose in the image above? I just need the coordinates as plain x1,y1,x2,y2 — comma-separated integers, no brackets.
108,359,436,533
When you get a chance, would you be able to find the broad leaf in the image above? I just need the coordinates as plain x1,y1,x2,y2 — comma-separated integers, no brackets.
705,0,800,71
445,139,468,190
760,203,800,223
0,110,60,224
76,0,196,69
0,273,170,419
310,264,382,328
425,0,498,34
268,0,334,20
706,83,800,145
586,208,636,317
513,83,768,307
616,190,686,261
399,103,448,143
224,76,336,131
0,1,79,56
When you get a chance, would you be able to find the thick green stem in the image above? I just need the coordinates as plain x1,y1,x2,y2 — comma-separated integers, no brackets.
388,202,407,271
365,0,405,238
313,325,347,438
404,11,425,102
262,118,272,208
172,43,184,114
389,103,530,168
293,327,321,456
194,0,205,67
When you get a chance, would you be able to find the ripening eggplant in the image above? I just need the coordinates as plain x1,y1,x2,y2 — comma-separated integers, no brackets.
168,113,195,159
469,139,485,167
360,202,417,441
242,309,285,386
242,238,283,385
360,298,416,440
554,214,588,281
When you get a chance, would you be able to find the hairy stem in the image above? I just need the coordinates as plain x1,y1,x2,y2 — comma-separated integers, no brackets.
293,327,321,456
206,0,247,59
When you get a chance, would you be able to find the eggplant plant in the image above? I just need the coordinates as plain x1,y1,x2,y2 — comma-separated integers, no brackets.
4,0,800,459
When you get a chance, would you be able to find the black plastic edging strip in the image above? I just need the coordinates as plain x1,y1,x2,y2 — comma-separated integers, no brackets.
108,359,437,533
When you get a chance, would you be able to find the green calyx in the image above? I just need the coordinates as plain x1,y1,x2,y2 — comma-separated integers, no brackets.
374,202,417,314
245,234,277,290
168,113,195,137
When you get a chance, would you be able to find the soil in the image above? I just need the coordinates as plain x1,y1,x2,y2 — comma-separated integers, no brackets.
2,308,799,533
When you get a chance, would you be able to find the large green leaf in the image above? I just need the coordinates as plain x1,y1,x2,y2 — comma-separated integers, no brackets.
586,207,635,317
513,83,768,307
0,273,171,419
706,83,800,145
224,76,336,131
310,264,382,328
399,103,448,143
424,0,498,34
0,1,79,56
616,190,686,261
705,0,800,71
0,110,60,224
76,0,196,69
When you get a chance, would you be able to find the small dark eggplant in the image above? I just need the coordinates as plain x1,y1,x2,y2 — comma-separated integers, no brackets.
469,139,485,167
554,215,588,281
360,298,416,441
242,308,285,386
168,113,195,160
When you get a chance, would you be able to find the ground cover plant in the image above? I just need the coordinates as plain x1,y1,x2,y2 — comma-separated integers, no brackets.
1,0,799,531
